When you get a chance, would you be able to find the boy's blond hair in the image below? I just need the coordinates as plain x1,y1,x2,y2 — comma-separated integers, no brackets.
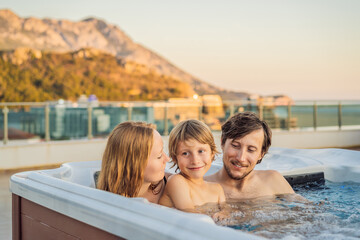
169,119,218,171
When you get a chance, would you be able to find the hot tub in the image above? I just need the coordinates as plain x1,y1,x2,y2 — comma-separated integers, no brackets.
10,147,360,240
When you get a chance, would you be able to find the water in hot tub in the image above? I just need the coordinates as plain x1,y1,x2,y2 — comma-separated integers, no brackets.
196,181,360,239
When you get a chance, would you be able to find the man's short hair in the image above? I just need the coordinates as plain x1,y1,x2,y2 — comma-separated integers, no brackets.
221,112,272,162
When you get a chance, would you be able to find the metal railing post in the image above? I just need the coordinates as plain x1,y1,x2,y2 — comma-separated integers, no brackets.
287,103,292,130
163,103,168,136
313,102,317,131
87,104,93,139
229,104,235,117
3,107,9,145
338,102,342,130
127,104,132,121
45,104,50,141
258,103,263,120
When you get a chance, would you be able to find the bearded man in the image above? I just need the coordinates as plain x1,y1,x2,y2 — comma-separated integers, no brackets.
205,112,294,199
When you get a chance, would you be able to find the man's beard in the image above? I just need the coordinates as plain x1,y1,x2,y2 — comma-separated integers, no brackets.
224,162,253,181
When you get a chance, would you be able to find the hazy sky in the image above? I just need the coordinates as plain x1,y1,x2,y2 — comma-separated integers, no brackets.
1,0,359,100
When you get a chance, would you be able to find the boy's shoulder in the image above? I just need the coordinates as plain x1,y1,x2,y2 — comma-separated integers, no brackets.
164,174,192,199
167,173,190,187
168,173,186,180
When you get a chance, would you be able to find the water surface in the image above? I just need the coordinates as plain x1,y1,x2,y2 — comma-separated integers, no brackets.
197,181,360,239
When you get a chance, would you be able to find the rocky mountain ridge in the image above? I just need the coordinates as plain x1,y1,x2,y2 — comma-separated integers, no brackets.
0,47,194,102
0,9,249,100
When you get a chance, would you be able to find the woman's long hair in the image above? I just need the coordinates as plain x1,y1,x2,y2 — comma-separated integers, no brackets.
97,122,155,197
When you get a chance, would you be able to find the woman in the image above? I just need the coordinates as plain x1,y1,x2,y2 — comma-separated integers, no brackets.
97,121,170,203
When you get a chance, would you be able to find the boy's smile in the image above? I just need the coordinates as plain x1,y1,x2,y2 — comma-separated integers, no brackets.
187,166,204,171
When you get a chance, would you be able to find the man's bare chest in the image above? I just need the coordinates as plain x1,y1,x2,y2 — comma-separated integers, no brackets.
223,182,274,200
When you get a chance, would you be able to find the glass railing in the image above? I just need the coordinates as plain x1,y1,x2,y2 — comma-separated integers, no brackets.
1,100,360,145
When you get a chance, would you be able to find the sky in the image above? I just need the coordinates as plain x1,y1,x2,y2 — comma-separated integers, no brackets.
1,0,360,100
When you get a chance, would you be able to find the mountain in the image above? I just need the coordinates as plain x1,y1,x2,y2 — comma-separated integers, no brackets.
0,9,249,100
0,47,194,102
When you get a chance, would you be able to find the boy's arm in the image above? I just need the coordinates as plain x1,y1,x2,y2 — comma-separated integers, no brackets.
163,174,196,211
212,183,230,222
